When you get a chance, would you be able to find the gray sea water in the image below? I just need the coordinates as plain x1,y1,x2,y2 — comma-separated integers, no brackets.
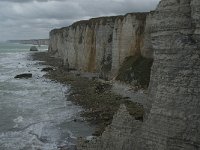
0,42,93,150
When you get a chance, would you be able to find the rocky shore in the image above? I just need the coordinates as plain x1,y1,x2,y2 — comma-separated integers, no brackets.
31,52,144,137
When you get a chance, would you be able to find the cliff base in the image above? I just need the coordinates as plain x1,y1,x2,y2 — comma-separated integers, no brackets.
31,52,144,137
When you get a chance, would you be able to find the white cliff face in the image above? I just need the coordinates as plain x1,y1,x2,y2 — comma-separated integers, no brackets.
49,17,117,73
111,14,147,74
140,0,200,149
48,13,150,78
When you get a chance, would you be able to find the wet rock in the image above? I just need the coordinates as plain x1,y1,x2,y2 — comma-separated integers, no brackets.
95,83,111,94
39,136,48,143
14,73,32,79
76,73,81,77
41,67,54,72
92,128,102,136
30,46,38,51
68,68,77,71
58,144,77,150
123,96,130,99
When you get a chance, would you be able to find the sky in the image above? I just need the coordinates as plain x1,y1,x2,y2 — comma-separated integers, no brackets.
0,0,160,41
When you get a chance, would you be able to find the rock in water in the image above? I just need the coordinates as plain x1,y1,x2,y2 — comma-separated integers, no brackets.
14,73,32,79
41,67,54,72
30,46,38,51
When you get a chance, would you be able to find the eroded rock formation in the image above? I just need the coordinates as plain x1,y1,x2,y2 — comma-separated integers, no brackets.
77,105,142,150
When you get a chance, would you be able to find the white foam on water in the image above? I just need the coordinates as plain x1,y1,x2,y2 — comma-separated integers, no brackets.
13,116,24,123
0,44,94,150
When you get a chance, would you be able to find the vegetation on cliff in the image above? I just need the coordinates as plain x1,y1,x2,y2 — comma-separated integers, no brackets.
116,55,153,88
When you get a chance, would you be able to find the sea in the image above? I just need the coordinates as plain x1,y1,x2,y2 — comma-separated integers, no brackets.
0,42,93,150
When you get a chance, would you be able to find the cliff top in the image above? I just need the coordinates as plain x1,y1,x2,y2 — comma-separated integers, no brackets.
50,12,149,34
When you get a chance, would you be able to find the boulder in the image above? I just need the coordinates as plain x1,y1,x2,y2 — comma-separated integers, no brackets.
41,67,54,72
14,73,32,79
30,46,38,51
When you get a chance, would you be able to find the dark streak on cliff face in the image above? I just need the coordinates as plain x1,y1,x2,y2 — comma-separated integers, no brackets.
115,13,153,88
134,14,147,56
87,29,97,72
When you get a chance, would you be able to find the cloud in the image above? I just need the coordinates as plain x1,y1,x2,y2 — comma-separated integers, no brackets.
0,0,66,3
0,0,160,41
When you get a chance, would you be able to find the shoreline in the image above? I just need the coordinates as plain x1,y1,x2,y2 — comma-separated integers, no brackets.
30,51,145,137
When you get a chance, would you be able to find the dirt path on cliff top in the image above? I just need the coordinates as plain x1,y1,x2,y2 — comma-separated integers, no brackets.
30,51,144,136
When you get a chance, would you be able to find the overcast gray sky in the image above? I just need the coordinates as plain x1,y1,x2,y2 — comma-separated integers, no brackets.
0,0,160,41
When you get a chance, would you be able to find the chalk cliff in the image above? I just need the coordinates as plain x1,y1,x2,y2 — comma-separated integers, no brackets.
49,0,200,149
48,13,153,84
140,0,200,149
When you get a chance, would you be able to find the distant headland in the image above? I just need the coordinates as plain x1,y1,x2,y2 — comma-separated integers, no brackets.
8,39,49,46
